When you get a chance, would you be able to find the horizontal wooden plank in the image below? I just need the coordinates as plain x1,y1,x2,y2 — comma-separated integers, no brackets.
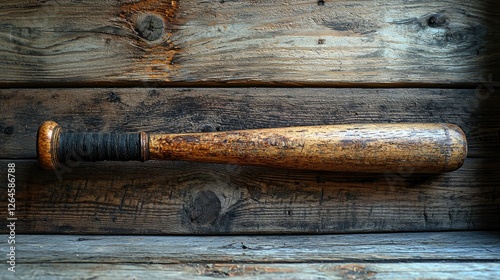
5,263,500,280
11,232,500,263
0,157,498,234
0,88,498,159
0,0,498,86
2,232,499,279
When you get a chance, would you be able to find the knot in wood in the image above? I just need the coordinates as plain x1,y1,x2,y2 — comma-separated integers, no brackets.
136,14,165,41
188,190,222,225
4,126,14,135
427,14,449,28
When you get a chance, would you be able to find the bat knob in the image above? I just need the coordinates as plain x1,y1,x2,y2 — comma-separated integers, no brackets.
37,121,62,170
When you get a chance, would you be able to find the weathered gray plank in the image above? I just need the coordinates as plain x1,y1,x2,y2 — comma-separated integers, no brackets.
0,0,498,86
10,232,500,263
2,263,500,280
1,232,499,279
0,88,498,159
0,157,498,234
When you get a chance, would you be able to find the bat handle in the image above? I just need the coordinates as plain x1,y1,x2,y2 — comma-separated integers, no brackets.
37,121,149,170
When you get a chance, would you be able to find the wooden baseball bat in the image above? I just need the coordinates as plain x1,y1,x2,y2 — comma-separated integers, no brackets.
37,121,467,173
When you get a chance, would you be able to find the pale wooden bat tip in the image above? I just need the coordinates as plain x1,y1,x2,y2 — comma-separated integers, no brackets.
37,121,61,170
442,123,468,172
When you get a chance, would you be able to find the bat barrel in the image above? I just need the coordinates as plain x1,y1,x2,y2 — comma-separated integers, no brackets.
148,123,467,173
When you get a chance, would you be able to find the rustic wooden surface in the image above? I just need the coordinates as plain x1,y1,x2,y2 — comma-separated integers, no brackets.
0,0,498,277
0,88,498,234
0,157,497,234
0,0,498,86
1,232,499,279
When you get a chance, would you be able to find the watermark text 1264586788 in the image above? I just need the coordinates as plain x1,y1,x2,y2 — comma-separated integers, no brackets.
7,163,16,273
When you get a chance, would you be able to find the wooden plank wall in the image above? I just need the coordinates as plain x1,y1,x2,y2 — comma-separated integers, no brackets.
0,88,498,234
0,0,498,235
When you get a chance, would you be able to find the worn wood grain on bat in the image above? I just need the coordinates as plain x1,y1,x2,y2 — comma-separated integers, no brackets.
0,0,498,86
148,123,466,173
